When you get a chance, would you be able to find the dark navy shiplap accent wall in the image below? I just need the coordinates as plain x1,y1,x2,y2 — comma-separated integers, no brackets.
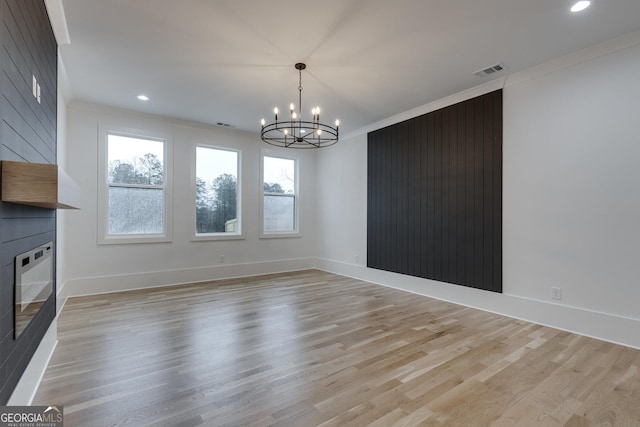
367,90,502,293
0,0,57,404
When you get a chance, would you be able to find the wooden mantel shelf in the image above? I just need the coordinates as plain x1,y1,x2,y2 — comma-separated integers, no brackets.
1,161,81,209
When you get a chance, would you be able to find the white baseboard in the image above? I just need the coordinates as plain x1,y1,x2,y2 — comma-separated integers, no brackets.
63,257,316,297
315,258,640,350
56,281,69,316
7,319,58,405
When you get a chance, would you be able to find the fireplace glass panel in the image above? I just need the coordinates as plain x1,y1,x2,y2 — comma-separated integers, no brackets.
15,242,53,339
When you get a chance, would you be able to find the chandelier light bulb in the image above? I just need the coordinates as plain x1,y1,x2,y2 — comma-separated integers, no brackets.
274,107,279,115
335,120,340,127
261,118,266,126
290,103,295,111
317,129,322,136
284,129,289,135
292,112,298,119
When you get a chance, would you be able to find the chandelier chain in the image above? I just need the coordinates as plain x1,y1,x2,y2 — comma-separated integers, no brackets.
298,68,302,115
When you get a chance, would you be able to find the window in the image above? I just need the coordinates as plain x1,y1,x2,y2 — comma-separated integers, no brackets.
261,153,298,236
98,128,172,244
193,145,241,239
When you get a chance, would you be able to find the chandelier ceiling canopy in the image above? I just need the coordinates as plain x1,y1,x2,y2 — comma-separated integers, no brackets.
260,63,339,149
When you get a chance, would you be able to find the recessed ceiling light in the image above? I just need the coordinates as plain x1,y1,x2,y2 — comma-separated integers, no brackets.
570,1,591,12
137,94,149,101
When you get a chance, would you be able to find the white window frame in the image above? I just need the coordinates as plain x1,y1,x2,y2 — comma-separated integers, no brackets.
191,142,243,241
97,125,173,245
260,149,300,238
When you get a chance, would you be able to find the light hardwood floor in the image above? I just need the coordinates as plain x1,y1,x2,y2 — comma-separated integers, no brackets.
34,270,640,426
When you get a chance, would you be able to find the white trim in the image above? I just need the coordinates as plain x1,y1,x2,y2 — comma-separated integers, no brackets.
97,125,173,245
191,234,246,242
260,149,300,238
190,142,244,241
504,27,640,88
56,279,69,316
315,258,640,350
63,258,316,297
342,78,506,141
57,53,72,102
44,0,70,45
342,28,640,141
69,100,264,139
258,229,302,240
7,319,58,405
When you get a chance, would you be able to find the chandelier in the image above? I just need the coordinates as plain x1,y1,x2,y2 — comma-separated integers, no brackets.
261,63,339,148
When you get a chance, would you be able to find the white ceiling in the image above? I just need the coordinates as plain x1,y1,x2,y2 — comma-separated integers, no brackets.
59,0,640,135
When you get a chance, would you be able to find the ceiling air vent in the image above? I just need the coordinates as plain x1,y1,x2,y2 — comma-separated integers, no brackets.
473,63,507,78
216,122,235,128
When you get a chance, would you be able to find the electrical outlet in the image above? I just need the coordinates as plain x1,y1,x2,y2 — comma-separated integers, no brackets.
219,255,224,263
551,287,562,300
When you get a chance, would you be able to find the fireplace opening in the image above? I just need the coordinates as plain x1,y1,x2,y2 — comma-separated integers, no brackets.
15,242,53,339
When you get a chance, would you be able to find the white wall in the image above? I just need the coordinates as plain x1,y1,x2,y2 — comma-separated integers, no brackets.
55,76,68,312
316,35,640,349
61,102,317,296
317,135,367,266
503,42,640,319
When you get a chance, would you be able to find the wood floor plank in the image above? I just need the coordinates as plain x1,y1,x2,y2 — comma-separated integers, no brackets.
32,270,640,426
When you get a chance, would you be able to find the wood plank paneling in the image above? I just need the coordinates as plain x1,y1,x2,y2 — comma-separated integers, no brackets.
0,0,57,404
367,90,502,293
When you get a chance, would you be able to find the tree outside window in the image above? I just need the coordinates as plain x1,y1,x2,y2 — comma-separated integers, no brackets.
195,146,240,235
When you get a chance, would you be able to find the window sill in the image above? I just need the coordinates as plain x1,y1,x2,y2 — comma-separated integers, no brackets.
191,233,245,242
260,232,301,239
98,234,172,245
